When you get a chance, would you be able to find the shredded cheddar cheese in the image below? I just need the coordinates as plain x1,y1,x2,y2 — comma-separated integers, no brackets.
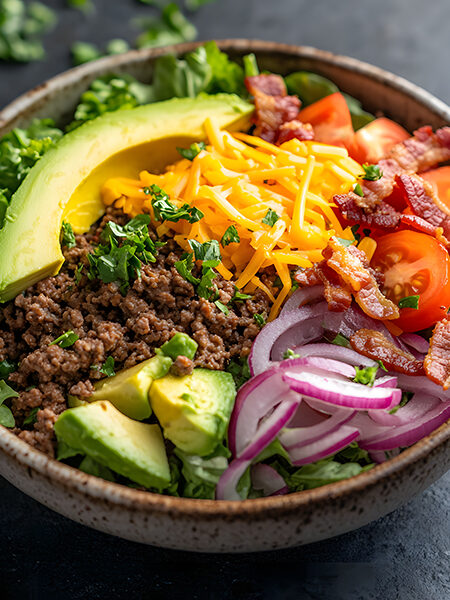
101,120,362,319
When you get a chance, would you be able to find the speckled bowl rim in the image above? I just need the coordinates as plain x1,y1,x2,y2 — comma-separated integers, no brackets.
0,39,449,520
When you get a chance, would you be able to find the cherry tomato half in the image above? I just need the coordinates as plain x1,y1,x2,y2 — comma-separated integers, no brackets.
371,230,450,332
421,166,450,211
297,92,354,147
347,117,410,164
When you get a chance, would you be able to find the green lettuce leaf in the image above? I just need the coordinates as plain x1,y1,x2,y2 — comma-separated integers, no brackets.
174,444,230,499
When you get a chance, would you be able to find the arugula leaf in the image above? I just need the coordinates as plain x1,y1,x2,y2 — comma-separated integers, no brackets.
221,225,240,247
174,444,230,499
49,330,79,349
61,221,76,249
353,183,364,197
0,404,15,428
226,356,251,389
342,94,375,130
135,2,196,50
243,52,259,77
353,365,378,386
253,313,265,327
398,295,420,310
147,184,203,223
0,380,19,404
262,209,280,227
0,0,56,62
188,239,221,265
174,252,200,285
0,118,63,226
214,299,229,315
285,71,339,106
283,348,300,360
0,359,16,380
67,75,153,130
177,141,206,160
23,406,39,426
361,163,383,181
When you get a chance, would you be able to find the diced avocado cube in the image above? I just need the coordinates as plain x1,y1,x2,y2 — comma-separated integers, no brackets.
159,332,198,361
75,355,172,420
149,368,236,456
54,401,170,489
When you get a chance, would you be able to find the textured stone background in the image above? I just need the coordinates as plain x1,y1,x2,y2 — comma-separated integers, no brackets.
0,1,449,598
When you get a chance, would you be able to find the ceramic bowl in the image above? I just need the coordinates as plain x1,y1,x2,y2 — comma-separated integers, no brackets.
0,40,449,553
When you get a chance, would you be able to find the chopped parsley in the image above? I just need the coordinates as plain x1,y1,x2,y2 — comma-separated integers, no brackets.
0,360,16,380
174,252,200,285
262,209,280,227
23,407,39,427
146,184,203,224
188,239,221,265
398,295,420,310
361,164,383,181
231,288,252,303
377,359,388,372
353,183,364,197
177,141,206,160
74,264,84,285
221,225,240,247
353,365,378,386
175,242,221,301
254,313,265,327
91,356,116,378
331,333,351,348
61,221,76,249
197,265,219,300
49,330,79,349
214,300,229,315
88,214,163,293
283,348,300,360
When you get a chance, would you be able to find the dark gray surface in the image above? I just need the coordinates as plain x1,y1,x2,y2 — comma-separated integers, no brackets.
0,1,449,598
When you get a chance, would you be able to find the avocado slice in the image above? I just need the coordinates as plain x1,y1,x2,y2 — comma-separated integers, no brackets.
69,355,172,420
159,332,198,361
0,94,253,302
54,401,170,489
149,368,236,456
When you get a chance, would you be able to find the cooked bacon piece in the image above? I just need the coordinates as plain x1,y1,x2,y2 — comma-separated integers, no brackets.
392,126,450,172
295,263,352,311
362,159,404,205
396,173,450,237
350,329,425,375
424,318,450,389
245,74,301,144
245,74,287,97
334,191,401,231
276,120,315,144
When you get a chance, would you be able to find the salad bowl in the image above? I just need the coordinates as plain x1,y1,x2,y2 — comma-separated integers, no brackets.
0,39,449,553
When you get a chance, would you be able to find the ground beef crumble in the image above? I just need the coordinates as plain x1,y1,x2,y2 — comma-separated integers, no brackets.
0,208,271,457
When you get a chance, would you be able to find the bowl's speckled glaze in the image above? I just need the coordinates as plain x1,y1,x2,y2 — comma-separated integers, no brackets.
0,40,449,553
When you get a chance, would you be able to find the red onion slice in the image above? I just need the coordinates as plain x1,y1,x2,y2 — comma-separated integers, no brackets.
399,333,429,355
279,408,356,449
368,393,441,426
281,355,356,379
374,375,398,388
395,374,450,401
360,400,450,451
283,369,402,410
251,464,288,496
215,458,251,501
280,285,324,316
287,425,360,465
291,343,377,368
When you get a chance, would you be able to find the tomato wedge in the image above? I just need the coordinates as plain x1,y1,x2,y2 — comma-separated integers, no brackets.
347,117,409,164
297,92,354,147
421,166,450,212
371,230,450,332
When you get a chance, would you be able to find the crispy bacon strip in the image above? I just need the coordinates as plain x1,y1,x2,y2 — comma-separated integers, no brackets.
276,120,314,144
245,74,301,144
334,191,401,231
296,263,352,311
350,329,425,376
424,318,450,389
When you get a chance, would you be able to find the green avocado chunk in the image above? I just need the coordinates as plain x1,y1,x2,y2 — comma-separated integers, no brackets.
69,355,172,420
159,332,198,361
0,94,253,302
54,401,170,489
149,368,236,456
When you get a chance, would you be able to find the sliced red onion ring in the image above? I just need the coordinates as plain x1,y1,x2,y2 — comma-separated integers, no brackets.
369,448,401,464
248,301,328,375
395,374,450,401
215,458,251,501
399,333,429,355
374,375,398,388
283,369,402,410
323,304,397,344
279,408,356,449
281,355,356,379
359,400,450,451
251,464,288,496
280,285,324,316
368,393,441,426
291,343,377,368
287,425,360,465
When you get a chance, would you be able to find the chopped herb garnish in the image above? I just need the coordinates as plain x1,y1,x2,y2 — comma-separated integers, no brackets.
377,359,388,372
389,391,412,414
61,221,76,249
23,407,39,427
188,239,221,265
74,264,84,285
254,313,265,327
335,237,354,247
0,380,18,428
243,52,259,77
226,356,251,389
177,141,206,160
197,265,219,300
398,295,420,310
214,300,229,315
262,209,280,227
231,288,252,303
283,348,300,360
174,252,200,285
0,360,16,380
361,164,383,181
353,183,364,197
95,356,116,378
353,365,378,386
331,333,351,348
221,225,240,247
49,330,79,348
146,184,203,224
